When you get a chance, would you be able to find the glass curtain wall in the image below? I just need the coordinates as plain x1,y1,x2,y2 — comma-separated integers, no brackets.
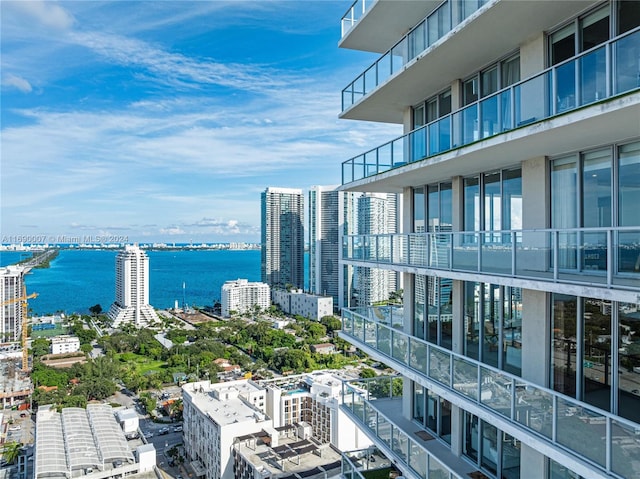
464,282,522,375
551,140,640,274
412,384,452,444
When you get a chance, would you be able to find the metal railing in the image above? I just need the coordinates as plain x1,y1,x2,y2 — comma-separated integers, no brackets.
341,0,372,38
341,28,640,184
342,227,640,292
341,0,489,110
341,309,640,479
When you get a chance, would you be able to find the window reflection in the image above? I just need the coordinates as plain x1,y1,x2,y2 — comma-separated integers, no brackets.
618,302,640,423
551,294,577,398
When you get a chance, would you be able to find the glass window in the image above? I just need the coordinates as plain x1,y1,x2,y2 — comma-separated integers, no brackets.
582,148,612,228
413,187,425,233
439,90,452,116
409,21,426,59
501,55,520,87
551,157,578,269
484,172,501,234
618,302,640,423
483,283,500,368
503,287,522,375
501,432,521,478
618,142,640,273
618,0,640,34
481,66,498,98
464,176,480,232
463,411,479,462
413,105,425,129
551,294,578,398
551,23,576,65
464,282,480,360
413,382,425,423
502,168,522,230
414,274,426,340
481,422,498,475
427,184,440,233
583,299,611,412
463,76,479,105
426,97,438,123
581,6,610,51
440,396,451,444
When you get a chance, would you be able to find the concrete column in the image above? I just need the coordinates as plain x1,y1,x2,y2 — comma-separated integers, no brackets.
522,156,549,229
450,79,463,111
451,280,464,355
522,289,550,387
450,404,463,457
451,176,464,232
520,32,546,78
520,442,547,479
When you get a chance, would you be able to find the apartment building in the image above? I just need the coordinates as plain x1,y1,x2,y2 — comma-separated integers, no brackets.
182,380,270,479
0,265,26,343
50,335,80,355
221,279,270,317
271,289,333,321
107,245,159,328
337,1,639,479
261,187,305,290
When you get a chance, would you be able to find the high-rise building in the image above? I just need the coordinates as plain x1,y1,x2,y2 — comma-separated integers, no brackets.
353,193,400,306
309,185,341,308
220,279,270,317
338,2,640,479
107,245,159,328
261,187,304,289
0,265,26,343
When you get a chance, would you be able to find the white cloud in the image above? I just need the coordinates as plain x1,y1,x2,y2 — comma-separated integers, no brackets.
5,0,75,31
2,74,32,93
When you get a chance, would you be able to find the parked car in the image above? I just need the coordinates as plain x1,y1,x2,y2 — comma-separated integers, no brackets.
143,432,153,439
173,425,183,432
158,427,170,435
8,425,21,431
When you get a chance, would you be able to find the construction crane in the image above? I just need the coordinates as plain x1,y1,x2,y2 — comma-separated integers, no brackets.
1,286,38,371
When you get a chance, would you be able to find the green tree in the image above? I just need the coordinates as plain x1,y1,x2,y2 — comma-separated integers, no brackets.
359,367,376,378
31,338,51,358
1,442,21,465
320,315,342,333
89,304,103,316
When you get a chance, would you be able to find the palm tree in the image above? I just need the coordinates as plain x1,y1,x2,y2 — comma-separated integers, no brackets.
2,441,21,465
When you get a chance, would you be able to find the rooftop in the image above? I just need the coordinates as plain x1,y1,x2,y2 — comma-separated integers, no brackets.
183,380,267,426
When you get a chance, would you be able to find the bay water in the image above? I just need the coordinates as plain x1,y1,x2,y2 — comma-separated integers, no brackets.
1,249,266,316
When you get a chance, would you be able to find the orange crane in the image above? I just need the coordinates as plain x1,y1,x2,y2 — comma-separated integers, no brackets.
1,286,38,371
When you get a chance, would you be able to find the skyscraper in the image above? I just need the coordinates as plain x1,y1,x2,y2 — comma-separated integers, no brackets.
0,265,25,343
354,193,400,306
338,2,640,479
107,245,159,328
309,185,340,309
261,187,304,289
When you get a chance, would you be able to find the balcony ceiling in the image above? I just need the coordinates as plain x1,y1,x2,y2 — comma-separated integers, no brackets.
339,0,441,53
342,94,640,192
340,0,594,124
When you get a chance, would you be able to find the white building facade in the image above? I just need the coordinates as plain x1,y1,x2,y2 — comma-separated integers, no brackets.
271,289,333,321
0,265,26,343
107,245,159,328
221,279,270,317
182,380,270,479
338,2,640,479
261,187,304,289
50,335,80,355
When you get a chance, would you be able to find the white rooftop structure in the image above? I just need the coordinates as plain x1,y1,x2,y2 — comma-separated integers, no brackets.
35,404,136,479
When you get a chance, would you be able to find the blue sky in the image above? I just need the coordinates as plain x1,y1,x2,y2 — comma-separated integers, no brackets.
1,1,400,244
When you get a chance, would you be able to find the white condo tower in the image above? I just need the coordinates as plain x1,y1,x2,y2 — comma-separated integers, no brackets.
107,245,159,328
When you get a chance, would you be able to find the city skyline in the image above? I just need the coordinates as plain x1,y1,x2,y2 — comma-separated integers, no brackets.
0,1,400,244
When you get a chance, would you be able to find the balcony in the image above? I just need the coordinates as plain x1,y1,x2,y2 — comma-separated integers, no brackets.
341,28,640,185
341,380,477,479
340,1,440,54
340,314,640,479
342,227,640,302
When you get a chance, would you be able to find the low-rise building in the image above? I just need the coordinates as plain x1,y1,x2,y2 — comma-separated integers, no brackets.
34,404,153,479
271,290,332,321
260,371,372,452
182,380,270,479
221,279,270,318
309,343,335,355
50,335,81,355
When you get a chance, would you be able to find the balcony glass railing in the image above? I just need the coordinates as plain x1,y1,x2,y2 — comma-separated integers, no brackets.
342,227,640,292
341,0,373,38
341,28,640,184
342,0,489,110
341,379,466,479
341,309,640,478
